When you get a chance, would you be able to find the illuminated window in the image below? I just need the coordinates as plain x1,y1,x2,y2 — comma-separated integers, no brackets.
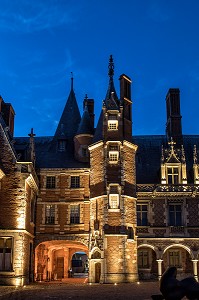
109,195,119,209
108,115,118,130
70,205,80,224
71,176,80,188
109,185,120,209
45,204,55,224
137,204,148,226
138,250,149,268
109,151,119,162
108,144,119,163
0,237,12,271
169,204,182,226
168,250,181,267
46,176,56,189
167,167,179,184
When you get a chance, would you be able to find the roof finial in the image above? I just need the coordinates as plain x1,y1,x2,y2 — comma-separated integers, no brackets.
108,55,114,78
71,72,74,90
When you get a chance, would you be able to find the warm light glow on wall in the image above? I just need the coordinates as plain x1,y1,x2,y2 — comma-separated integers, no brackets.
16,200,26,229
0,169,5,179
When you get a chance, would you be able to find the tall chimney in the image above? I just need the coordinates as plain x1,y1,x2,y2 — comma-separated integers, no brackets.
166,88,182,146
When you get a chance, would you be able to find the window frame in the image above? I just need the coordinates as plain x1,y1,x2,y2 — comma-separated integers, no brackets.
137,204,148,226
46,176,56,189
166,166,179,184
45,204,55,225
108,184,120,210
108,120,118,131
0,237,13,272
168,249,182,268
70,204,80,224
70,176,80,188
168,203,182,226
138,250,150,269
109,194,119,209
109,151,119,163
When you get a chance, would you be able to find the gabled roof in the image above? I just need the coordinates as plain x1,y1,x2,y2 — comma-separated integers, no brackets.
54,81,81,139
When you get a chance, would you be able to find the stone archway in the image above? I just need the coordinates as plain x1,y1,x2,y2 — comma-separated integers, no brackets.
35,240,88,281
89,248,103,283
162,244,193,279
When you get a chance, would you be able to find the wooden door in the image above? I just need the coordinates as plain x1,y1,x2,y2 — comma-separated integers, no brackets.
95,263,101,283
57,257,64,279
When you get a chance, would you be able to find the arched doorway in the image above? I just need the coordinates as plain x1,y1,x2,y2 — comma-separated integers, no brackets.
163,245,193,279
89,248,102,283
35,240,88,281
71,251,88,277
137,246,158,280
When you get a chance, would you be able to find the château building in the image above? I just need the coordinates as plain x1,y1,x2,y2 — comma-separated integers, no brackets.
1,56,199,285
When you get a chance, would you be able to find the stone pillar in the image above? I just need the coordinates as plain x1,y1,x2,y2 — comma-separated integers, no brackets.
192,259,198,281
156,259,163,280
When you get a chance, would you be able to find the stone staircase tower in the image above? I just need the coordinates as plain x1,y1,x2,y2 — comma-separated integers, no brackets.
88,56,138,283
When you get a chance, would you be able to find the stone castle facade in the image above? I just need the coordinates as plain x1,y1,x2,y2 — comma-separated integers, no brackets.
1,56,199,285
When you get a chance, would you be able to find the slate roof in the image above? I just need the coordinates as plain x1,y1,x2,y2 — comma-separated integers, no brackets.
54,87,81,139
133,135,199,184
14,134,199,184
76,106,94,136
92,110,103,143
14,136,89,169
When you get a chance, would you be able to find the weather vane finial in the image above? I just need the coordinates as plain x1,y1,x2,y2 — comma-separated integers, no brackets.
71,72,74,90
108,55,114,78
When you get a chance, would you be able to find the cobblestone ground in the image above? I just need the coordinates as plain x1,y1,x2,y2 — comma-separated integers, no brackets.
0,280,189,300
0,280,160,300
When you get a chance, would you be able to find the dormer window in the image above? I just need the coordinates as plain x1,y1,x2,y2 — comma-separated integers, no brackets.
108,114,118,130
108,184,120,210
58,140,66,152
108,144,119,164
167,167,179,184
161,141,187,185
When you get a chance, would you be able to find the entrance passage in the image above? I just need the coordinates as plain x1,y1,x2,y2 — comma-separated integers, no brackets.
35,240,88,282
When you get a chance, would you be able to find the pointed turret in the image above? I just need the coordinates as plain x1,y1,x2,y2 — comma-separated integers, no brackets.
74,99,94,162
104,55,119,110
76,104,94,136
54,74,81,140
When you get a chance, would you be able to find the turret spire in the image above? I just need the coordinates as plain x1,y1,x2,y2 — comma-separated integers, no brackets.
108,55,114,79
104,55,119,109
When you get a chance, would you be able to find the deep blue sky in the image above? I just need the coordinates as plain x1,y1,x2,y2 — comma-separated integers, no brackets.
0,0,199,137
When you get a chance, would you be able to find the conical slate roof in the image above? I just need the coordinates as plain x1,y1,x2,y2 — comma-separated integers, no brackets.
93,109,103,143
76,105,94,135
54,82,81,139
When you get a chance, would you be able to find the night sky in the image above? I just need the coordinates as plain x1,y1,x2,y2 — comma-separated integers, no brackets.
0,0,199,137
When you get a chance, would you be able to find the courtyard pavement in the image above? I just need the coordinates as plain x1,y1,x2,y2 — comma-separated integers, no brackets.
0,278,189,300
